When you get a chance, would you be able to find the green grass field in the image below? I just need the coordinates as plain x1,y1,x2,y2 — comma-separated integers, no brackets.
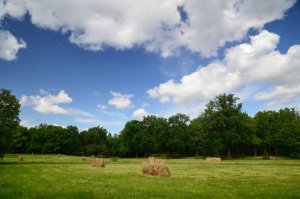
0,154,300,199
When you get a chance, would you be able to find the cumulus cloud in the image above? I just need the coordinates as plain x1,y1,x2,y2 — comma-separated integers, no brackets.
132,108,149,120
20,90,92,116
0,0,295,57
176,0,295,56
148,30,300,106
255,85,300,107
0,30,26,61
108,91,134,109
0,0,27,20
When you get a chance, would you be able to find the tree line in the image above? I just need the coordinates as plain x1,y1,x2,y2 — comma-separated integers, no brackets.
1,89,300,159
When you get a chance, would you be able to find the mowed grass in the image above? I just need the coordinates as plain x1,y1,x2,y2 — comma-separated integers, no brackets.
0,155,300,199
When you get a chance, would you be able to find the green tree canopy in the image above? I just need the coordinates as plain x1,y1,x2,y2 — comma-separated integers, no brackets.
202,94,244,159
0,89,20,158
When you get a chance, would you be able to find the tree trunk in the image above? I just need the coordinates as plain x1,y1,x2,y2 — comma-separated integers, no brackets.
227,146,232,159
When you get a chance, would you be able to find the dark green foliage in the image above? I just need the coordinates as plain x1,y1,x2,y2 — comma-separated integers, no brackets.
167,113,191,156
79,126,108,156
255,108,300,158
118,114,191,157
25,124,80,154
3,87,299,159
119,120,142,157
140,116,169,156
0,89,20,158
11,125,31,153
201,94,245,158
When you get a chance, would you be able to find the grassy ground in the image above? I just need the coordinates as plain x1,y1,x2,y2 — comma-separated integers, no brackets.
0,154,299,199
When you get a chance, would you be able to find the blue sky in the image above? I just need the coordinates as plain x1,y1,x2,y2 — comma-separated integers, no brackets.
0,0,300,134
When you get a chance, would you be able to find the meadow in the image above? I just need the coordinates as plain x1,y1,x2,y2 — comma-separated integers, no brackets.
0,154,300,199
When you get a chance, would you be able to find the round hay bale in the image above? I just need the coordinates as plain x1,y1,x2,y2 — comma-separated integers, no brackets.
205,157,221,163
92,158,105,167
18,155,24,161
142,157,170,177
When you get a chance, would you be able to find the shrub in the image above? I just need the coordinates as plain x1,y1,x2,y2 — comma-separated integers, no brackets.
142,157,170,177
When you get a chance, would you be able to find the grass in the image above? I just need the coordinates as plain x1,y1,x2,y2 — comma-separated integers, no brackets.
0,154,300,198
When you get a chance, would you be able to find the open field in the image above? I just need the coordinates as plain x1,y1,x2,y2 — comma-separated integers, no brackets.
0,154,300,199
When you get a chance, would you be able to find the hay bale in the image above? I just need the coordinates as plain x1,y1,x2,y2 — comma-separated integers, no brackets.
92,158,105,167
205,157,221,163
18,155,24,161
142,157,170,177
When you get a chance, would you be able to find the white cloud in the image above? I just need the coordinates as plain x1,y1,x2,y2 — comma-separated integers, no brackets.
52,123,66,128
100,110,127,120
75,118,124,126
20,119,35,128
0,0,295,57
67,109,92,117
255,85,300,107
148,30,300,106
97,103,128,119
108,91,134,109
175,0,295,57
20,90,72,114
0,30,26,61
157,103,206,119
20,90,92,116
97,104,107,110
0,0,27,20
132,108,149,120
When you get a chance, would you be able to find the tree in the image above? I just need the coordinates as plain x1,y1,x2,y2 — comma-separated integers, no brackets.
119,120,142,157
254,111,278,157
189,117,205,156
202,94,243,159
276,108,300,157
11,125,31,153
61,126,80,154
140,115,168,156
0,89,20,159
167,113,191,156
106,133,119,157
79,126,108,156
234,113,257,157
